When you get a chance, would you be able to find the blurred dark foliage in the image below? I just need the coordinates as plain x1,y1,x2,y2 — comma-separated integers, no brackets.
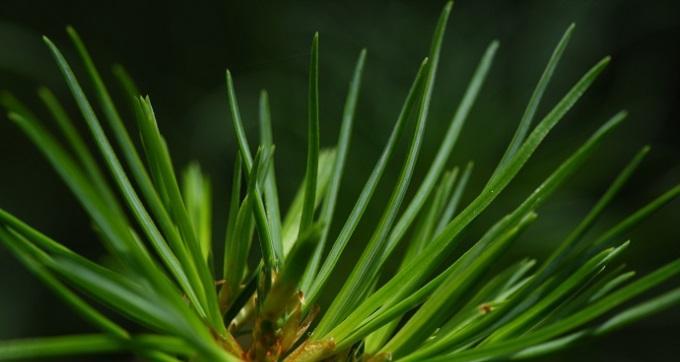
0,0,678,361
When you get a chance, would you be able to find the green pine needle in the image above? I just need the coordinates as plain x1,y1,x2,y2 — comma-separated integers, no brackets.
0,2,678,361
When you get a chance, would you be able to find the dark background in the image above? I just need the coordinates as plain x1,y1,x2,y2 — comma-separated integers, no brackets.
1,0,679,361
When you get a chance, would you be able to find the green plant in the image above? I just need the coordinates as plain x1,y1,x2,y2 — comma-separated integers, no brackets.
0,1,678,361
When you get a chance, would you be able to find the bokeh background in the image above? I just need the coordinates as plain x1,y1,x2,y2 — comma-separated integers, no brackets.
1,0,679,361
